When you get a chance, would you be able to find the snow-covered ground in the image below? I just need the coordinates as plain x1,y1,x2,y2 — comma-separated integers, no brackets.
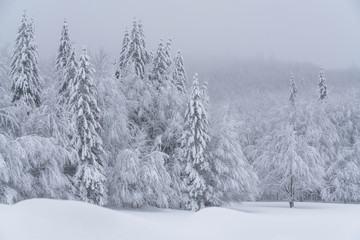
0,199,359,240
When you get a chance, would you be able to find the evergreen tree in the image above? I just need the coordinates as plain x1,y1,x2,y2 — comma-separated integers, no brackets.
58,45,78,107
201,81,209,108
163,39,172,73
151,40,168,89
126,20,149,79
318,67,328,101
115,29,130,80
289,75,297,105
11,11,41,108
172,50,187,94
181,74,211,211
137,21,150,64
70,47,107,206
56,20,72,71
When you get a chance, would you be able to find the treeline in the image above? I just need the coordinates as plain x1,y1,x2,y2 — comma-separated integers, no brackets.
0,11,359,210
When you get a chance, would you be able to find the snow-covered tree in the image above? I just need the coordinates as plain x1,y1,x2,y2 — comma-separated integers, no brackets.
318,67,327,101
289,75,297,105
163,39,172,72
151,40,168,89
11,11,41,108
207,108,258,205
201,81,209,108
254,106,325,208
56,20,72,71
58,45,77,107
181,74,211,211
0,134,77,204
322,103,360,203
115,29,130,79
172,50,187,94
126,20,149,79
70,47,107,206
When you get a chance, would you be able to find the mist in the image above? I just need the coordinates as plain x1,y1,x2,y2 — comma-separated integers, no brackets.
1,0,360,69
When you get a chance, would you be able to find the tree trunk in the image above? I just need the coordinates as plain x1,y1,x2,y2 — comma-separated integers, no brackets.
289,176,294,208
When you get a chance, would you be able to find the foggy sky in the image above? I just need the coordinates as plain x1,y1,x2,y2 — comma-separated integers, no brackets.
0,0,359,69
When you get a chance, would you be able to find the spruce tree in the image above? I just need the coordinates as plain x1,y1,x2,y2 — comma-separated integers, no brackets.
151,40,168,89
181,73,211,211
289,75,297,105
172,50,187,94
164,39,172,73
70,47,107,206
11,11,41,107
126,20,149,79
318,67,327,101
115,29,130,79
58,45,78,107
137,21,150,64
56,20,72,71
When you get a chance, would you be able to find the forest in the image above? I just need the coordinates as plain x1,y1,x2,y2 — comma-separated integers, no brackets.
1,11,360,211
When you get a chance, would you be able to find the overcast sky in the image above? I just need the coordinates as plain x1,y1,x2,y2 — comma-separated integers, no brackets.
0,0,359,69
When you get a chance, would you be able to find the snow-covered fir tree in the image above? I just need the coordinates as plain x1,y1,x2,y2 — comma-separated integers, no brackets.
11,11,41,108
56,20,72,71
151,40,169,89
126,20,149,79
58,45,78,107
318,67,327,101
70,47,107,206
163,39,172,73
181,74,211,211
115,29,130,79
172,50,187,94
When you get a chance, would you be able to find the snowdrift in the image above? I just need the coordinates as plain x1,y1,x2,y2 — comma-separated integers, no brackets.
0,199,360,240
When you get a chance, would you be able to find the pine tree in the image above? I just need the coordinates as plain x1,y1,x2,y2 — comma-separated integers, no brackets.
56,20,72,71
151,40,168,89
164,39,172,72
126,20,149,79
115,29,130,79
172,50,187,94
318,67,327,101
181,74,211,211
11,11,41,108
137,21,150,64
70,47,107,206
58,45,78,107
58,46,78,108
289,75,297,105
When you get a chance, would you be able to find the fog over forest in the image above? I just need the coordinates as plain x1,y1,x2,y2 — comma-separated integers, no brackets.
1,2,360,238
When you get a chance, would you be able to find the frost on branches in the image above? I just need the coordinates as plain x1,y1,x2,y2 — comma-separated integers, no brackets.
70,47,107,206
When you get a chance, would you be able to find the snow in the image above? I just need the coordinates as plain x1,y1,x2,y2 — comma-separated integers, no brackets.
1,199,359,240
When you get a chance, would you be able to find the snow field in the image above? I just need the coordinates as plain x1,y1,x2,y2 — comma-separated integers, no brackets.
1,199,360,240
